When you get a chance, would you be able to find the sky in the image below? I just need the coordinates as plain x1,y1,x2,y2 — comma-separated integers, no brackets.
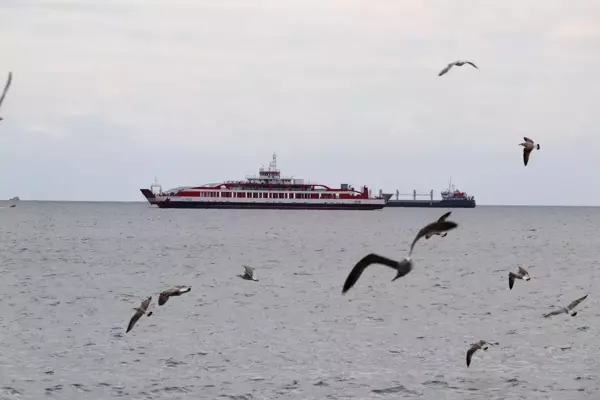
0,0,599,205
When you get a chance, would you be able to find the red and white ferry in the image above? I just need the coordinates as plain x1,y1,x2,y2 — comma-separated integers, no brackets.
140,153,386,210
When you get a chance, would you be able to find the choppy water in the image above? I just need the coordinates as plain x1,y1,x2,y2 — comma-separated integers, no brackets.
1,202,600,399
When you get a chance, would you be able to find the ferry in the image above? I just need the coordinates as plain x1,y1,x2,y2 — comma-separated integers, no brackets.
140,153,386,210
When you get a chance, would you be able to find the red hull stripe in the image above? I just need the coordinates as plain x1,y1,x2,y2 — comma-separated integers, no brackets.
153,201,384,210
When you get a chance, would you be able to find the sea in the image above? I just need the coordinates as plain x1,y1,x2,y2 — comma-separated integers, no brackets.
1,202,599,400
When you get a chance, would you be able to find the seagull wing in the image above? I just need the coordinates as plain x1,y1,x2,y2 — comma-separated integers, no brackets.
466,345,479,367
517,266,529,277
523,147,532,166
140,296,152,312
409,221,458,256
543,309,565,318
438,63,454,76
523,137,534,143
0,72,12,109
437,211,452,222
342,253,406,294
567,294,588,311
243,265,254,277
126,309,144,333
508,272,516,290
466,61,478,69
158,289,176,305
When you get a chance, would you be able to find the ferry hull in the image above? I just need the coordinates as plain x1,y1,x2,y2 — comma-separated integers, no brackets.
140,189,385,210
385,199,476,208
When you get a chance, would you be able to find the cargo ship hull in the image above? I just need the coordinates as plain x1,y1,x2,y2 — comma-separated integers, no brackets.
383,181,476,208
385,199,476,208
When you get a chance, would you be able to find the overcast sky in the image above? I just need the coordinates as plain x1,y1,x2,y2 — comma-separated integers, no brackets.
0,0,598,205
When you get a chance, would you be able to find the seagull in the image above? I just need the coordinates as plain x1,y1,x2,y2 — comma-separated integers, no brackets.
438,61,478,77
425,211,452,239
341,212,457,294
543,294,588,318
341,254,413,294
508,266,531,290
519,137,540,166
238,265,259,281
409,212,459,256
126,296,152,333
466,340,498,367
158,285,192,306
0,72,13,122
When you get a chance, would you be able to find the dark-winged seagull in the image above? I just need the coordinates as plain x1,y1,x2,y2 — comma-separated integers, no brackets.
0,72,12,122
519,137,540,166
543,294,588,318
126,296,152,333
158,285,191,306
409,212,459,256
438,61,478,76
342,254,413,294
466,340,498,367
508,266,531,290
238,265,259,281
342,212,457,294
425,211,452,239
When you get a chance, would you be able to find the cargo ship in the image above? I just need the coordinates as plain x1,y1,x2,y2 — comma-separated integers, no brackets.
140,153,386,210
384,180,476,208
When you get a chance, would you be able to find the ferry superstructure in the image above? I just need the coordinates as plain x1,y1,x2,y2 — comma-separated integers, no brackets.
140,153,386,210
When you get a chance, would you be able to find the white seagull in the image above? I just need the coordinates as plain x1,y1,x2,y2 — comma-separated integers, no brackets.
0,71,13,122
238,265,259,281
543,294,588,318
438,61,478,76
158,285,192,306
508,266,531,290
466,340,498,367
519,137,540,166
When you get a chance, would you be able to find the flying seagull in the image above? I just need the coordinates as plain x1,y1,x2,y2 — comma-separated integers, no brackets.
341,212,457,294
238,265,259,281
0,72,12,122
466,340,498,367
126,296,152,333
341,254,413,294
425,211,452,239
508,266,531,290
519,137,540,166
438,61,478,77
158,285,192,306
543,294,588,318
409,212,459,256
